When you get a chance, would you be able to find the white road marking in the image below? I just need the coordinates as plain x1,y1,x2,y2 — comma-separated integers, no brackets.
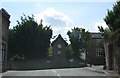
52,70,62,78
103,71,109,75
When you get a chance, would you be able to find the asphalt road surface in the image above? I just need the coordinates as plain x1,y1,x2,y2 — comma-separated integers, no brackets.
1,68,119,78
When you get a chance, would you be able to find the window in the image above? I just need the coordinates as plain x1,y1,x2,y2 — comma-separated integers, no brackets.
2,43,6,62
96,48,103,56
57,51,61,54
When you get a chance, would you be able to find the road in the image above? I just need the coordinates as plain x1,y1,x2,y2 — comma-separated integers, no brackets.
1,67,119,78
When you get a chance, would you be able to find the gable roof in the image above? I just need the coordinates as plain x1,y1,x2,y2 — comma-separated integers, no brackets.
91,33,103,39
0,8,10,19
51,34,68,46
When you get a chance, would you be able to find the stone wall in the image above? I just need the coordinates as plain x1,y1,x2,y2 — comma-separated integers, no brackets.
112,29,120,74
0,9,2,73
114,35,120,74
0,8,10,72
7,59,86,70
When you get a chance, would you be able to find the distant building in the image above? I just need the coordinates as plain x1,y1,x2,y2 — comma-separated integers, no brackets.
86,33,105,65
91,33,104,57
51,34,68,67
0,8,10,72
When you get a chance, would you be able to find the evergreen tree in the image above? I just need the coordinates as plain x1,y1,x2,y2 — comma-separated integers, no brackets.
104,1,120,32
8,15,52,60
67,27,91,59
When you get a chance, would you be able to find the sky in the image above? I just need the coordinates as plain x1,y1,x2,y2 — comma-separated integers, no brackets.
0,0,117,42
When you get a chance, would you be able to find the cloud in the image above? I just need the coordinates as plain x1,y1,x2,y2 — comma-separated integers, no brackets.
35,7,74,26
35,7,75,43
94,21,108,32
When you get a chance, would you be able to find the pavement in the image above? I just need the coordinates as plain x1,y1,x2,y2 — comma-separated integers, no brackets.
84,65,120,77
2,68,106,76
1,65,120,78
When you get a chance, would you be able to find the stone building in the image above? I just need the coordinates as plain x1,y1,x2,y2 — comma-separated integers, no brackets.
86,33,105,65
0,8,10,72
51,34,68,67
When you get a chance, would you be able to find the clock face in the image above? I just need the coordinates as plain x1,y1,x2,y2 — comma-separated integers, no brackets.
57,44,61,48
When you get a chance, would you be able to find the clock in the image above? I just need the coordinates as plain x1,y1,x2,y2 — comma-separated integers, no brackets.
57,44,61,48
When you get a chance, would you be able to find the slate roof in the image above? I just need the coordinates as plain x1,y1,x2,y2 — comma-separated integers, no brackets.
91,33,103,39
51,34,68,46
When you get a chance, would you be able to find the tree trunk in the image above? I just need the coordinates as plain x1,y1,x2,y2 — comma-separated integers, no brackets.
104,42,109,69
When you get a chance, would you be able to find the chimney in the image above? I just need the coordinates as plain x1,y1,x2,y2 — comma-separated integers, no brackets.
82,29,85,32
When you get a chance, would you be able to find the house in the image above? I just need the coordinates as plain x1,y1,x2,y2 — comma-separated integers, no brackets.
0,8,10,72
51,34,68,67
86,33,105,65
